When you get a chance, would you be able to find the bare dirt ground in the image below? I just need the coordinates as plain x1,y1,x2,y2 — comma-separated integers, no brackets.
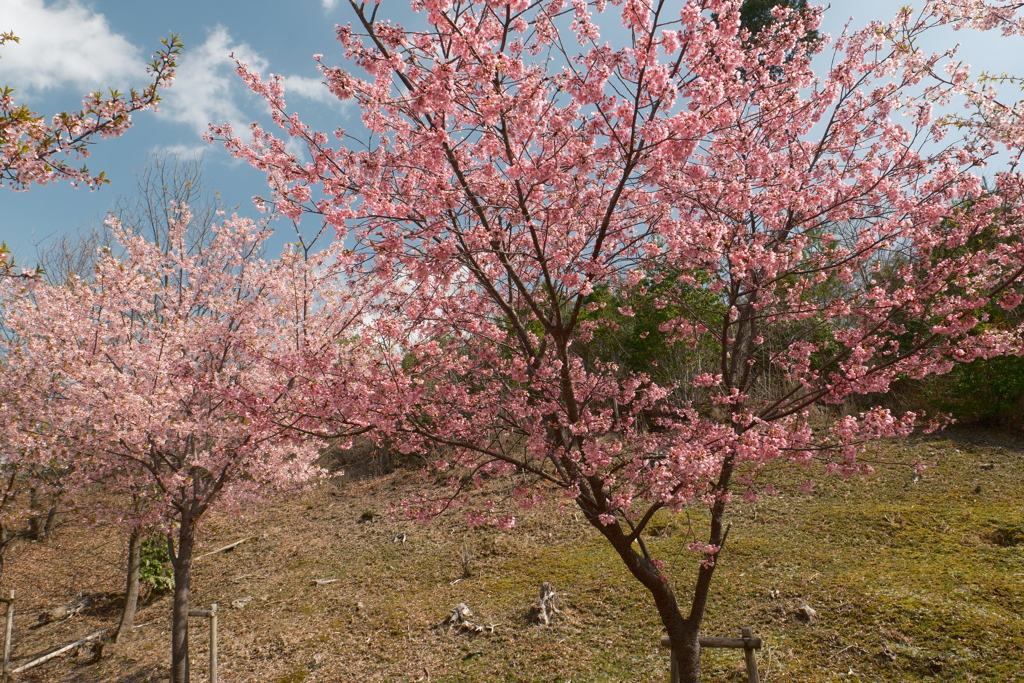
8,467,651,683
4,427,1024,682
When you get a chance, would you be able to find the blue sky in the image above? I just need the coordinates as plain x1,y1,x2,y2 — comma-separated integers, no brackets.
1,0,1022,264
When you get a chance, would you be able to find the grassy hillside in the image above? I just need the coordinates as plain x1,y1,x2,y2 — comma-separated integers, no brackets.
6,429,1023,682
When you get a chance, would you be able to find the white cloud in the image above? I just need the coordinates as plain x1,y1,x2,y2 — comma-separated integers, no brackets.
282,75,338,106
284,135,309,163
150,143,208,161
159,26,348,142
321,0,338,10
156,26,268,138
0,0,147,93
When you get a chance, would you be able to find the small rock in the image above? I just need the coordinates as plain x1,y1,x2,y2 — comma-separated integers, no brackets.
231,596,253,609
438,603,494,634
792,602,817,622
980,463,995,471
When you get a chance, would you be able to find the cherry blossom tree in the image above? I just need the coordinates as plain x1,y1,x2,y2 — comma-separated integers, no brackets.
0,31,181,191
1,209,366,683
0,413,60,581
213,1,1024,680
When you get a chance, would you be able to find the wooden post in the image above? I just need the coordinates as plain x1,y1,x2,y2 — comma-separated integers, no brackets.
188,604,219,683
660,627,762,683
10,628,107,674
741,626,760,683
1,590,14,679
209,604,218,683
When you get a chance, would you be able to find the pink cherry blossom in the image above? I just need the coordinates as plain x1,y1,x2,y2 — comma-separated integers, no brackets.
0,34,180,190
212,1,1024,679
1,210,370,683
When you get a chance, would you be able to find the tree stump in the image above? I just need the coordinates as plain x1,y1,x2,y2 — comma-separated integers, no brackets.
531,582,562,626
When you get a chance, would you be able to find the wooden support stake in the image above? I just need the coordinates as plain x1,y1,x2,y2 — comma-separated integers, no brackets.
742,626,760,683
188,603,218,683
11,628,107,674
659,634,763,650
195,537,250,561
210,604,218,683
661,627,762,683
1,590,13,678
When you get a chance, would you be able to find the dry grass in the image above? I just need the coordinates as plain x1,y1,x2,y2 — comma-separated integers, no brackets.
4,427,1023,682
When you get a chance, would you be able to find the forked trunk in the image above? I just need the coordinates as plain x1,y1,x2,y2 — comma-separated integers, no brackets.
656,580,703,682
28,502,58,542
582,459,734,683
169,517,196,683
114,529,142,642
588,511,709,682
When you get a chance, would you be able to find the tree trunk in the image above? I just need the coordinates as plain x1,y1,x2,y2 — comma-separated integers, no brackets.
169,517,196,683
579,456,736,682
29,502,58,542
114,529,142,643
670,630,702,683
585,510,705,682
42,503,58,537
654,577,702,682
27,487,42,541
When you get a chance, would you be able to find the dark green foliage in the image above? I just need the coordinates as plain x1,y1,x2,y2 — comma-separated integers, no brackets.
929,356,1024,430
916,203,1024,429
139,534,174,593
575,276,724,387
739,0,814,38
737,0,821,77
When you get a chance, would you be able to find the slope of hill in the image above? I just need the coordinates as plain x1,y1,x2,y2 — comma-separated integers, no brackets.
5,429,1023,682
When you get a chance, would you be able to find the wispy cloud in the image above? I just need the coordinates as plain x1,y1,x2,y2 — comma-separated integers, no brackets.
0,0,146,94
149,144,209,161
159,27,348,142
283,74,348,108
320,0,339,11
156,26,267,138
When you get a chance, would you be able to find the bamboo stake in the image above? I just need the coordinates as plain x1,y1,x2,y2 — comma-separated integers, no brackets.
1,590,12,678
11,628,107,674
209,604,218,683
195,537,250,561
